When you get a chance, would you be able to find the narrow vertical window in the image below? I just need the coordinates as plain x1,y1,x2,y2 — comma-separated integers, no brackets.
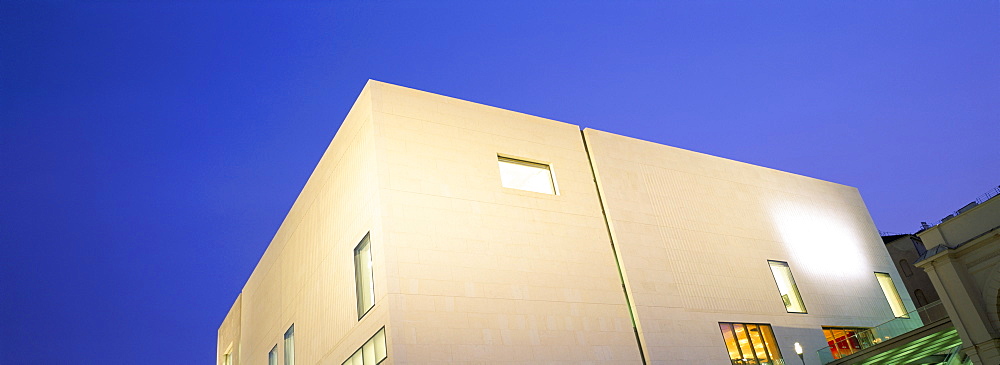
914,289,928,308
497,156,556,194
899,259,913,277
354,234,375,319
718,323,783,365
875,272,909,318
222,353,232,365
269,345,278,365
767,260,807,313
284,325,295,365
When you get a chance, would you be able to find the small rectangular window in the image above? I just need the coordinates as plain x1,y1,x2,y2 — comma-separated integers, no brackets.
718,323,782,365
284,325,295,365
768,260,807,313
497,156,556,194
269,345,278,365
875,272,909,318
354,234,375,319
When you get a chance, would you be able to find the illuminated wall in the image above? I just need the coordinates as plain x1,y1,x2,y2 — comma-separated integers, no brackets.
218,85,390,365
584,128,912,364
219,81,911,365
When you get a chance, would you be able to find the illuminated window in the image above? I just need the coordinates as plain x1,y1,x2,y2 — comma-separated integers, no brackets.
342,327,388,365
269,345,278,365
823,327,875,359
875,272,909,318
497,156,556,194
719,323,783,365
899,259,913,277
354,234,375,319
284,325,295,365
222,353,232,365
767,260,807,313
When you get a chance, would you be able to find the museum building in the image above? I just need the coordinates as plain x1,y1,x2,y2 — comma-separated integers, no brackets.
218,81,916,365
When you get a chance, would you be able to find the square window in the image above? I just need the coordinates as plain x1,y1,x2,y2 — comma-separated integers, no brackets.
497,156,556,194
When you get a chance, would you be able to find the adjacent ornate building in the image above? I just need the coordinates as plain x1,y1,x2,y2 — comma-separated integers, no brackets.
915,187,1000,365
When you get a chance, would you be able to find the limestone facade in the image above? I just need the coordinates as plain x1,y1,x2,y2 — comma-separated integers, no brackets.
218,81,913,365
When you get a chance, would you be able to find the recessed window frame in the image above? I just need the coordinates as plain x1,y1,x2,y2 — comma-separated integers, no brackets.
341,327,388,365
875,272,909,318
767,260,808,314
354,233,375,320
284,324,295,365
718,322,783,365
914,289,928,307
899,259,913,277
822,326,875,360
222,343,233,365
496,155,558,195
269,344,278,365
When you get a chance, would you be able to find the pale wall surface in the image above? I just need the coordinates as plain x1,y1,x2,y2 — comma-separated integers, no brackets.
220,85,392,365
220,81,918,365
218,294,242,364
369,81,642,364
583,129,913,364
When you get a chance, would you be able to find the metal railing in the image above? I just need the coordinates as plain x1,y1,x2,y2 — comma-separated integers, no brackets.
728,359,786,365
919,185,1000,232
816,300,949,364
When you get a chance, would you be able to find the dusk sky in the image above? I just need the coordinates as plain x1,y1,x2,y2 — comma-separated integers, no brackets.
2,1,997,363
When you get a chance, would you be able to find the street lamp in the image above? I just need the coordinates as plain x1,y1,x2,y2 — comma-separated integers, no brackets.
794,342,805,365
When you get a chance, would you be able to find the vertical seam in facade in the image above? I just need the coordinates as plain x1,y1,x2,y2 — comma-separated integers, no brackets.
580,129,650,365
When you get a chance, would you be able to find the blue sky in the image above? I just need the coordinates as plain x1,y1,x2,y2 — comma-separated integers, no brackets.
2,1,997,363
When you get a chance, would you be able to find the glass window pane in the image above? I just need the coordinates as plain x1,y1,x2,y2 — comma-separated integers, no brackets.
363,339,376,365
350,349,364,365
733,324,757,363
746,324,770,361
355,234,375,318
768,260,807,313
498,157,555,194
822,326,873,359
719,323,742,361
875,272,909,318
374,328,387,361
759,325,782,361
720,322,783,364
269,345,278,365
284,325,295,365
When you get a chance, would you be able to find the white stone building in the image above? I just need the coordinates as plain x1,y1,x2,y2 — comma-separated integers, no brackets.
218,81,915,365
